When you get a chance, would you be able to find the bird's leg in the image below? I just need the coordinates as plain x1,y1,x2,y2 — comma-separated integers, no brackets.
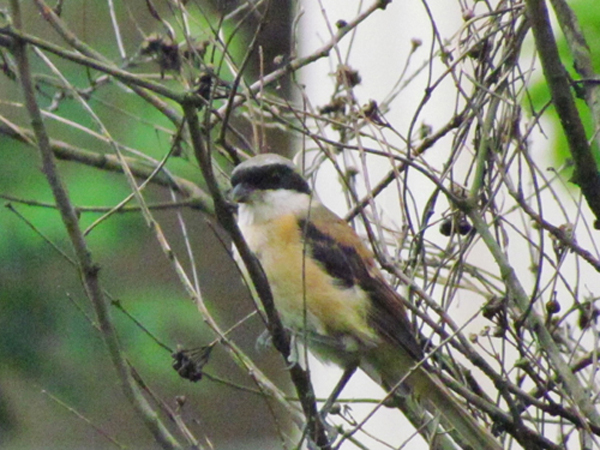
320,364,358,418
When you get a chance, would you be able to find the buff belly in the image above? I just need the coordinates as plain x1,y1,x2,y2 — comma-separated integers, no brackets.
240,214,379,365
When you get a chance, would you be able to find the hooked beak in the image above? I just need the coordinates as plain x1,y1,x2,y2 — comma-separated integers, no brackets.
231,183,253,204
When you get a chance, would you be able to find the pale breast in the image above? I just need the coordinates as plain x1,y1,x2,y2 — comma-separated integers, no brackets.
239,214,379,361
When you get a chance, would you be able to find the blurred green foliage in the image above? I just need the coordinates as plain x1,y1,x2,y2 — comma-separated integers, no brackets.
0,2,286,449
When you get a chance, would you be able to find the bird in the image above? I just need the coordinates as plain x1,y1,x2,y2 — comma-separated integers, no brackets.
230,153,502,449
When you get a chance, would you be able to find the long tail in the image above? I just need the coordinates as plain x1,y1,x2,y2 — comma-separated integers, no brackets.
363,345,503,450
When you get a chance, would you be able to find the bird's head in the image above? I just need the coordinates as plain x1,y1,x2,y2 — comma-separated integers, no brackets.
230,154,314,223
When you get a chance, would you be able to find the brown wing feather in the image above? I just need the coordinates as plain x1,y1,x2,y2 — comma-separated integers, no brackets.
299,205,423,361
299,205,503,450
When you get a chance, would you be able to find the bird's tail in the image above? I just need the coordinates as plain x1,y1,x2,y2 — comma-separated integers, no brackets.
363,344,502,450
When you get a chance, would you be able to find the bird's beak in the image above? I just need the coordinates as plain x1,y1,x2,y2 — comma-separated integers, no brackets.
231,183,253,203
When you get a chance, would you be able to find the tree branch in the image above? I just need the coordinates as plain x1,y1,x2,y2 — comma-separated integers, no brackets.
525,0,600,229
548,0,600,152
182,100,332,449
461,198,600,428
0,119,214,214
8,1,182,448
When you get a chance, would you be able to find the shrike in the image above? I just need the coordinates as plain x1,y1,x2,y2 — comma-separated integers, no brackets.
231,153,501,449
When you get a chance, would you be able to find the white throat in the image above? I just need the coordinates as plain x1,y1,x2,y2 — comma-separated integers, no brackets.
237,189,314,226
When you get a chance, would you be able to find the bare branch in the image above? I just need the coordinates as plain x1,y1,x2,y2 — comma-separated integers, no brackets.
525,0,600,229
8,1,182,448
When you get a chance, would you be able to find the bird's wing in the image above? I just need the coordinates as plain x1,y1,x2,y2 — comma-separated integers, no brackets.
298,205,503,450
298,204,423,361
